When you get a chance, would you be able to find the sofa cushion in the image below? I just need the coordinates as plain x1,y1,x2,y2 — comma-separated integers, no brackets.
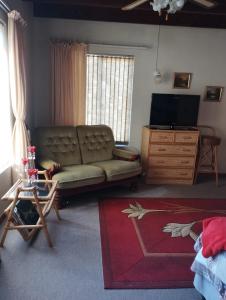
34,126,81,167
77,125,114,164
91,160,142,182
52,165,105,189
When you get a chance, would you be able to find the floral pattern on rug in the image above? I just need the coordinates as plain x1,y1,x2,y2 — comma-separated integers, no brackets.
122,202,226,242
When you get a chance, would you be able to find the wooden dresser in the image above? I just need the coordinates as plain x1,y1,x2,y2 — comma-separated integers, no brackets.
141,127,199,185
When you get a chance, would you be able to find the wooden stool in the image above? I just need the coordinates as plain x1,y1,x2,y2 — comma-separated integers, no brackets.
196,130,221,186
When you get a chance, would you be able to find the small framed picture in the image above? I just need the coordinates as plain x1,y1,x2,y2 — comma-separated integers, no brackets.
173,72,192,89
204,86,224,102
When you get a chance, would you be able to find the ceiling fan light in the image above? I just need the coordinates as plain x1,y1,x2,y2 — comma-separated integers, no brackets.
151,2,162,12
150,0,186,15
151,4,161,12
162,0,169,7
150,0,168,10
167,2,177,13
176,0,185,8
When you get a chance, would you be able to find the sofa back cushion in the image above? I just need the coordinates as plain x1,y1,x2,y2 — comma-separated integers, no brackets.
77,125,114,164
34,126,81,166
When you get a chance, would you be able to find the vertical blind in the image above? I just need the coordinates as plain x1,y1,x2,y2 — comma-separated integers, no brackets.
86,54,134,144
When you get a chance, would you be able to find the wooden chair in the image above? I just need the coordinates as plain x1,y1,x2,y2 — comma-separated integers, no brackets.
195,126,221,186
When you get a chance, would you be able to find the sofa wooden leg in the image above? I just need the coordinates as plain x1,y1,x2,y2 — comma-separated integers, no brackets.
54,191,63,210
55,191,71,209
130,181,138,192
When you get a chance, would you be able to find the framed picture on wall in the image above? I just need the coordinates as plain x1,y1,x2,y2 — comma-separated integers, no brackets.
173,72,192,89
204,86,224,102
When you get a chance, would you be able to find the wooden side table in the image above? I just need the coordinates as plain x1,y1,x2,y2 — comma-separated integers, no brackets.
0,179,60,248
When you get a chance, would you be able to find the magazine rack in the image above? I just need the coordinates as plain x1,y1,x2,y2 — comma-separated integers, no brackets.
0,178,59,248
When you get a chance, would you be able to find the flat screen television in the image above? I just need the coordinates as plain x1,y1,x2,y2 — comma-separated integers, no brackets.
150,93,200,128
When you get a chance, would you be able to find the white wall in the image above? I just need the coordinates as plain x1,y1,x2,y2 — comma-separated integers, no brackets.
32,18,226,172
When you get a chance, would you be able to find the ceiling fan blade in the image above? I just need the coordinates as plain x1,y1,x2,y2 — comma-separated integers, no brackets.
192,0,216,8
121,0,149,11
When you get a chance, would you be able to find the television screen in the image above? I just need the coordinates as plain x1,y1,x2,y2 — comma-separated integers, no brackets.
150,93,200,128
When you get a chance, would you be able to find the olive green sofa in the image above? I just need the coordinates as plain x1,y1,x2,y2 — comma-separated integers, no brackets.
33,125,142,207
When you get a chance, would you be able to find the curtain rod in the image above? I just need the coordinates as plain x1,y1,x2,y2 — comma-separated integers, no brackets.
0,0,11,13
89,42,152,51
50,40,151,50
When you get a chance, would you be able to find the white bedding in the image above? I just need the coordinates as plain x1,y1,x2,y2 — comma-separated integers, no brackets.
191,235,226,300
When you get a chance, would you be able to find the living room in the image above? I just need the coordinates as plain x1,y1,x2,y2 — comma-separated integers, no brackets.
0,0,226,299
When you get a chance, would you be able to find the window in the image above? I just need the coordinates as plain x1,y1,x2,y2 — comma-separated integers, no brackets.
86,54,134,144
0,20,12,171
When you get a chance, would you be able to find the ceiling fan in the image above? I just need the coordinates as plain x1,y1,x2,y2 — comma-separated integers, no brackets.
122,0,216,15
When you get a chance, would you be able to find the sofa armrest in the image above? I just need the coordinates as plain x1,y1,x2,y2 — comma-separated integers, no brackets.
39,159,61,178
113,146,140,161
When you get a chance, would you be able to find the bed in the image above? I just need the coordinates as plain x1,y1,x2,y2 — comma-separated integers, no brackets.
191,235,226,300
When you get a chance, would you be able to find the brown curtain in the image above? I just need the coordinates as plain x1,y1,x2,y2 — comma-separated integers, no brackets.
51,41,87,125
8,11,29,169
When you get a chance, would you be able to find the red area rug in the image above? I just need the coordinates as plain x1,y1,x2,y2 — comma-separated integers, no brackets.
99,197,226,289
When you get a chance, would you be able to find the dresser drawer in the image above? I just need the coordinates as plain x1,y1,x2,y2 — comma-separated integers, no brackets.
148,156,195,168
149,144,197,155
150,131,174,143
175,132,199,144
147,168,193,179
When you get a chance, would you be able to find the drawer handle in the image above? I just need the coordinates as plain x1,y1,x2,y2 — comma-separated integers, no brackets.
158,148,166,152
182,149,191,152
179,173,188,176
159,136,168,139
183,137,192,140
181,160,189,164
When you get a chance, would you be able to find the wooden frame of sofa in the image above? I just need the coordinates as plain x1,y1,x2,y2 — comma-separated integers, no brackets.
46,169,140,209
34,125,142,208
37,145,142,208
